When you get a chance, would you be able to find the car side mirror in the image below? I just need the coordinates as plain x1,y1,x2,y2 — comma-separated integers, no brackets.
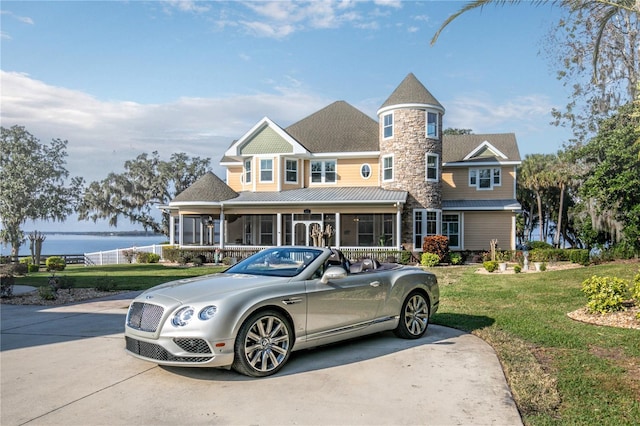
320,266,348,284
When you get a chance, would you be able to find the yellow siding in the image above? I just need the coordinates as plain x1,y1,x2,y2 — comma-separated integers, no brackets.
443,166,515,200
463,211,515,250
227,166,244,191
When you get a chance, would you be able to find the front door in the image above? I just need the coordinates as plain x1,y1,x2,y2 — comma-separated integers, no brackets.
293,221,322,246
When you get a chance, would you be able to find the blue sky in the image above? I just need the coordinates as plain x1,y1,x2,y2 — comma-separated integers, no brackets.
1,0,572,232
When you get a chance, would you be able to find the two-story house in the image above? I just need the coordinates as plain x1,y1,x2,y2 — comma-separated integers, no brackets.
164,73,521,254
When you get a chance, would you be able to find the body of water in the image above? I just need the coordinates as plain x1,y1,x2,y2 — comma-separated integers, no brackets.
3,234,166,256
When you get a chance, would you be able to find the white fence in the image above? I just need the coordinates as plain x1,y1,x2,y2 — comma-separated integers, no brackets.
85,244,165,266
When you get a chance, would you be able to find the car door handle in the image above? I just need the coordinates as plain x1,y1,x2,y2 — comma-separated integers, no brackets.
369,281,381,287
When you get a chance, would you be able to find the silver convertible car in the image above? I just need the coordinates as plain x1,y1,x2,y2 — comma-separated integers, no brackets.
124,246,439,377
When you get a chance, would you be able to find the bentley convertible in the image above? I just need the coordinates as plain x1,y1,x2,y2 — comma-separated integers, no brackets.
124,246,439,377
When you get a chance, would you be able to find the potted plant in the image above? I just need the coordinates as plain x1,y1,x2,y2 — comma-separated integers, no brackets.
496,251,509,272
529,249,546,272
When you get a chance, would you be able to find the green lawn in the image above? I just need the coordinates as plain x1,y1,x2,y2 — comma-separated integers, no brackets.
13,260,640,424
429,262,639,425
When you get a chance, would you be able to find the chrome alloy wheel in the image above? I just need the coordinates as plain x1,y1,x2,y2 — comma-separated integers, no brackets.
402,293,429,336
243,314,291,373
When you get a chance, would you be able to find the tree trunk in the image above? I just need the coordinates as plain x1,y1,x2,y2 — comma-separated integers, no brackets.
536,191,544,242
554,182,565,248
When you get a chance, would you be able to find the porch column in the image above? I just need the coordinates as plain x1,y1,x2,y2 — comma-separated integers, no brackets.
169,216,175,245
178,213,184,246
219,208,225,249
396,204,402,249
335,212,341,248
276,213,282,246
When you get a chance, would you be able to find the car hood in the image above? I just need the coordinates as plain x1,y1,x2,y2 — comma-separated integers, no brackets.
139,273,287,305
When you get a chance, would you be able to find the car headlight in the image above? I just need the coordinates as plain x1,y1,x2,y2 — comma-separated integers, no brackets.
199,305,218,321
172,306,195,327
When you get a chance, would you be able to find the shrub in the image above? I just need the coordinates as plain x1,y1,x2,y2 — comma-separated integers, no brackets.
529,241,553,250
46,256,66,271
632,271,640,302
422,235,449,263
529,249,548,263
420,252,440,267
399,250,412,265
53,275,75,292
95,276,117,292
483,261,499,272
514,265,522,273
38,286,56,300
581,275,629,314
122,250,135,263
12,263,28,275
568,249,590,266
449,252,463,265
192,256,204,267
28,263,39,273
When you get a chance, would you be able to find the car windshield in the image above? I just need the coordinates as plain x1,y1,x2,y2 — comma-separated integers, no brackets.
225,247,324,277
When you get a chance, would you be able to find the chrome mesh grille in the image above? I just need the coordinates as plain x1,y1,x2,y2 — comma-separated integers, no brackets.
125,337,212,363
127,302,164,332
173,338,212,354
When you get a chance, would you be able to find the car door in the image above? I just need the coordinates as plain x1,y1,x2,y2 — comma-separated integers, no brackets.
304,269,388,340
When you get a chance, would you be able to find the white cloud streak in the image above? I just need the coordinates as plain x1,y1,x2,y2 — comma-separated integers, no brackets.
1,71,330,182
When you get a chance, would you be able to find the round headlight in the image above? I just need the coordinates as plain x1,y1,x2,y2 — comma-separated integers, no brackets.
199,305,218,321
172,306,194,327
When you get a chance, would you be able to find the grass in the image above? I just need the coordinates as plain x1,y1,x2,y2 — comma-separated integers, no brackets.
13,260,640,424
14,263,228,291
429,261,640,425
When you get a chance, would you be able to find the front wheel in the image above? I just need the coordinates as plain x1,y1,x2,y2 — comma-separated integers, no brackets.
232,310,293,377
394,291,430,339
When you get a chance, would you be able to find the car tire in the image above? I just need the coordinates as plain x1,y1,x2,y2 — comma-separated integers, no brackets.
232,310,293,377
393,291,430,339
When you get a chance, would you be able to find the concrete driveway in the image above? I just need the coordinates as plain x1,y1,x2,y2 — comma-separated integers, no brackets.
1,292,522,426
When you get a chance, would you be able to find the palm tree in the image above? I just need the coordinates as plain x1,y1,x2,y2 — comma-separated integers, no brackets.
431,0,639,81
520,154,556,242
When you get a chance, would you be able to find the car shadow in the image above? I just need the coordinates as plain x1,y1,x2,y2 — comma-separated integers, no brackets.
161,320,493,382
430,312,495,332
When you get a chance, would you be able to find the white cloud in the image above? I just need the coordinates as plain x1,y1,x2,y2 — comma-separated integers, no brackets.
0,71,330,183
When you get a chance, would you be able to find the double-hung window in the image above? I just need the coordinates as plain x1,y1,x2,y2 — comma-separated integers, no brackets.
285,159,298,183
427,112,439,138
383,113,393,139
244,159,252,184
310,160,336,183
260,158,273,182
469,167,501,190
426,153,439,182
413,209,440,250
442,214,460,248
382,155,394,181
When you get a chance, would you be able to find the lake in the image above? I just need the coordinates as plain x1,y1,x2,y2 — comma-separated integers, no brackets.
2,234,166,256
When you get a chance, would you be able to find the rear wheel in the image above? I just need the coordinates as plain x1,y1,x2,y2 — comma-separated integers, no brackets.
232,310,293,377
394,291,430,339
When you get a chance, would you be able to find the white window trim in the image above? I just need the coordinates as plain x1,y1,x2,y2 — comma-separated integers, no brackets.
360,163,372,180
426,111,439,138
468,167,501,190
259,158,274,183
284,158,298,184
382,154,394,182
244,158,252,184
442,212,461,250
383,112,393,139
310,159,337,184
425,153,439,182
413,208,441,252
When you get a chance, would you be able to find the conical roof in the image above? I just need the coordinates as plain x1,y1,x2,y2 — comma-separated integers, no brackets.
378,73,444,112
171,172,238,203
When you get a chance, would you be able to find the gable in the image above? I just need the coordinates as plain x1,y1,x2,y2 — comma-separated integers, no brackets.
240,126,293,155
443,133,521,164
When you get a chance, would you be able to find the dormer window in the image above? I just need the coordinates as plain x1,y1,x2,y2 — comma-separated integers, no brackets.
383,113,393,139
469,167,501,190
427,112,439,138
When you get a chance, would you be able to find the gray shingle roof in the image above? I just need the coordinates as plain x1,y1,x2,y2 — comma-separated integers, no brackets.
285,101,378,153
443,133,521,163
228,187,407,205
171,172,238,203
379,73,444,111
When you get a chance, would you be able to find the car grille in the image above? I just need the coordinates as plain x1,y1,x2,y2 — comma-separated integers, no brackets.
125,337,213,363
173,338,212,354
127,302,164,332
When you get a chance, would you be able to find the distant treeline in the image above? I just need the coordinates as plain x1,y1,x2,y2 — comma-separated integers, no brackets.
30,231,164,237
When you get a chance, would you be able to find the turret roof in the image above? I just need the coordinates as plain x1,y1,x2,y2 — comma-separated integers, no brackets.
379,73,444,112
171,172,238,203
